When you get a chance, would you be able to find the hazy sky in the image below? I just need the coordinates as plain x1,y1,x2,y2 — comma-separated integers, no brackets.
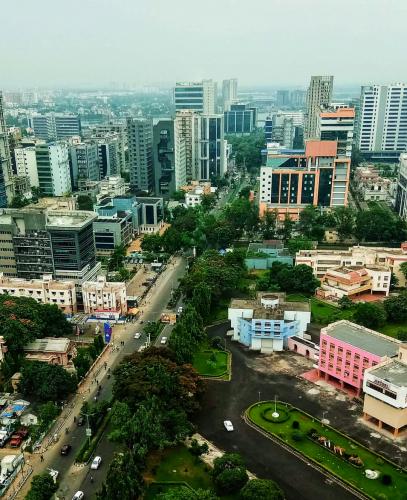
1,0,406,88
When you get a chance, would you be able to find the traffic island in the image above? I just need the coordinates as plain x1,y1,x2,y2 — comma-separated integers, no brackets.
246,401,407,500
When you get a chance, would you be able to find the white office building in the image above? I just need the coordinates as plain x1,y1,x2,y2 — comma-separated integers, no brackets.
222,78,238,111
35,142,71,196
174,80,217,114
356,84,407,155
14,146,39,187
305,75,334,139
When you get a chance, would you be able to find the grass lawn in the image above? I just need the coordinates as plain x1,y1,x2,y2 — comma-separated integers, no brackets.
285,293,311,302
378,322,405,339
144,446,213,499
310,298,354,324
193,349,229,377
248,402,407,500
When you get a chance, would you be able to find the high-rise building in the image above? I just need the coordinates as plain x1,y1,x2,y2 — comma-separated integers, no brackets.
305,76,334,139
88,122,127,174
259,140,350,220
356,84,407,160
127,118,154,193
94,134,120,179
317,107,355,157
198,115,226,180
224,104,257,135
0,207,100,289
153,118,187,196
174,80,217,114
35,142,71,196
271,114,295,148
14,146,39,187
222,79,238,111
175,110,199,181
0,92,13,207
31,113,81,141
290,89,307,108
70,142,99,189
276,90,290,108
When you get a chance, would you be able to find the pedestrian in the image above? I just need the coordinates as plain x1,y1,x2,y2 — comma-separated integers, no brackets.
90,476,94,483
40,455,44,462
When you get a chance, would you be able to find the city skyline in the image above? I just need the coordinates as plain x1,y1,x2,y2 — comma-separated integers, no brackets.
1,0,406,88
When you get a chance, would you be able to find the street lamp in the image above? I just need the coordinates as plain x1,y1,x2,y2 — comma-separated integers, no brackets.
258,391,261,402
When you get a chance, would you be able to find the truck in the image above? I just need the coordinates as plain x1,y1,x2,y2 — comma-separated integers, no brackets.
0,427,12,448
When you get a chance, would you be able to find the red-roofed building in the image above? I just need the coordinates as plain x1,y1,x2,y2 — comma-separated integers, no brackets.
305,140,338,158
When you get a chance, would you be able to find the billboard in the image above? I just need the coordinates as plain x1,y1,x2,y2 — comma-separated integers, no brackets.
104,322,112,343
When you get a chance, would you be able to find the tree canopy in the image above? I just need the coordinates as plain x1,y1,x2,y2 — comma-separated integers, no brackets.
240,479,284,500
19,361,77,401
26,473,58,500
353,302,387,329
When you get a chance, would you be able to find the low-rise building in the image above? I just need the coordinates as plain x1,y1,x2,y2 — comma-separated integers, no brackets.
363,345,407,438
97,176,127,200
0,273,77,314
287,336,319,362
228,293,311,353
318,320,401,396
24,337,76,368
93,212,133,256
184,185,216,207
316,265,391,301
354,165,394,202
296,243,407,286
82,276,127,318
245,241,294,270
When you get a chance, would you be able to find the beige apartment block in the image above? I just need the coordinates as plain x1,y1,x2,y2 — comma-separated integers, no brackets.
82,276,127,316
0,273,77,314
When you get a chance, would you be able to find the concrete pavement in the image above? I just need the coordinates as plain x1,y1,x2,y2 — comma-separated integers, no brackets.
16,256,187,500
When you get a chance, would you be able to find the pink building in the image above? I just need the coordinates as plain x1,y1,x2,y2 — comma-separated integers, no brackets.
318,320,400,396
287,336,319,362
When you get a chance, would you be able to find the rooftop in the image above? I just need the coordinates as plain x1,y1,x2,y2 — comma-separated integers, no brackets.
369,359,407,387
324,320,400,357
320,108,355,119
305,140,338,157
46,210,96,229
24,337,71,353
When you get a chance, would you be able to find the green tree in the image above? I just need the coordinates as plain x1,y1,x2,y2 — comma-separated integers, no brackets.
279,213,294,241
77,194,94,211
189,438,209,458
9,194,30,209
201,194,217,212
332,206,356,241
38,303,72,337
298,206,325,240
192,282,212,318
73,347,93,379
286,237,314,255
108,244,127,272
99,451,144,500
399,262,407,282
213,453,246,477
26,473,57,500
141,234,162,253
396,330,407,341
240,479,284,500
338,296,353,310
19,361,77,401
383,293,407,323
214,468,248,495
354,302,387,329
172,190,186,202
260,210,278,240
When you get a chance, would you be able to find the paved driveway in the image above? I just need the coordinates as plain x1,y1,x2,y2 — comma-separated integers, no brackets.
194,324,404,500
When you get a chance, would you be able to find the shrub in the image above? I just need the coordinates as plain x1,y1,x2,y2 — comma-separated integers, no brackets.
381,474,392,485
291,420,300,429
291,431,304,442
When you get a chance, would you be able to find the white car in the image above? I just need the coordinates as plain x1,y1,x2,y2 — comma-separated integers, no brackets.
90,456,102,470
160,337,167,345
72,492,84,500
177,306,183,314
224,420,234,432
134,332,141,339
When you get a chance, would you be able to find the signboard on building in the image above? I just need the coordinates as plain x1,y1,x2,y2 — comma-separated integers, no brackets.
160,312,177,324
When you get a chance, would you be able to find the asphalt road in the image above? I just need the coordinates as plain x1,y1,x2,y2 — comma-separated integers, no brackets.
194,324,359,500
53,256,187,499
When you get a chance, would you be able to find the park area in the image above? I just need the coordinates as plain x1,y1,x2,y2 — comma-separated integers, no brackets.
247,401,407,500
192,349,230,379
